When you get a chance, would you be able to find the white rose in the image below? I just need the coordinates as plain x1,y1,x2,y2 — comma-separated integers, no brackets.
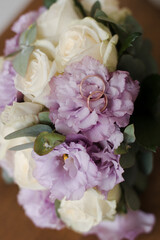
81,0,130,22
0,57,4,71
55,17,118,72
0,102,44,190
58,188,117,233
15,49,56,106
37,0,80,44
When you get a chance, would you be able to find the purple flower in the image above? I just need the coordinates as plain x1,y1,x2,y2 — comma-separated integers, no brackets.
33,141,99,201
4,7,46,56
48,56,139,148
89,143,124,196
18,189,64,230
4,35,20,57
86,210,155,240
12,7,46,34
0,61,17,113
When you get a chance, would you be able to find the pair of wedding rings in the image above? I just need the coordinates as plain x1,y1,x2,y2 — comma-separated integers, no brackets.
80,75,108,112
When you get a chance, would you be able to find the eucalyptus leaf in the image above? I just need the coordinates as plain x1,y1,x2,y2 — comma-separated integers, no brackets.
90,1,101,18
55,199,61,218
122,182,141,211
12,46,34,77
123,15,142,34
34,131,66,156
133,74,160,149
9,142,34,151
135,170,148,192
123,165,138,186
120,150,136,169
94,9,126,35
137,151,153,175
73,0,87,17
43,0,57,9
38,112,52,124
5,49,21,58
124,124,136,144
5,124,53,140
114,142,129,155
119,32,142,57
118,54,146,81
19,23,37,46
2,170,14,184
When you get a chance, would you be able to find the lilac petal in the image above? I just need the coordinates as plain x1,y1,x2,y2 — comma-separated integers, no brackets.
0,61,17,113
18,189,64,230
87,210,155,240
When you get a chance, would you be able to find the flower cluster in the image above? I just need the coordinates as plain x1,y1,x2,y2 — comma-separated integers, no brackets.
0,0,158,239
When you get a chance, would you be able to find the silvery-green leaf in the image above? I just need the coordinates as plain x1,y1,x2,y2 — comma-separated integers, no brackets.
5,124,53,140
34,131,66,156
38,112,52,124
12,46,34,77
2,170,14,184
9,142,34,151
5,49,21,59
19,23,37,46
124,124,136,144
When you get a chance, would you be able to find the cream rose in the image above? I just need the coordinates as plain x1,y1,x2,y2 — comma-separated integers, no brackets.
81,0,130,22
58,187,120,233
37,0,80,44
14,49,56,106
0,57,4,71
55,17,118,72
0,102,44,190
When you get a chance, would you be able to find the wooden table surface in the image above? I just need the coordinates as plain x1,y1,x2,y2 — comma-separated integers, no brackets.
0,1,160,240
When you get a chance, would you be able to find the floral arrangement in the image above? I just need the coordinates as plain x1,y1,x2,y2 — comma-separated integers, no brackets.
0,0,159,239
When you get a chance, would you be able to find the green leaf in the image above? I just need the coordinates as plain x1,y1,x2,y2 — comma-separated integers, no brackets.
43,0,57,9
2,170,14,184
90,1,101,18
54,199,61,218
34,131,66,156
123,165,138,186
120,150,136,169
118,54,146,81
119,32,142,57
123,15,142,34
5,49,21,58
5,124,53,140
94,9,127,35
73,0,87,17
122,182,141,211
38,112,52,124
12,46,34,77
124,124,136,144
19,23,37,46
9,142,34,151
135,170,148,192
116,194,127,214
133,74,160,149
137,151,153,175
114,142,130,155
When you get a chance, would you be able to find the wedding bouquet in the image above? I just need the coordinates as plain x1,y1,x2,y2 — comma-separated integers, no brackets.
0,0,159,239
